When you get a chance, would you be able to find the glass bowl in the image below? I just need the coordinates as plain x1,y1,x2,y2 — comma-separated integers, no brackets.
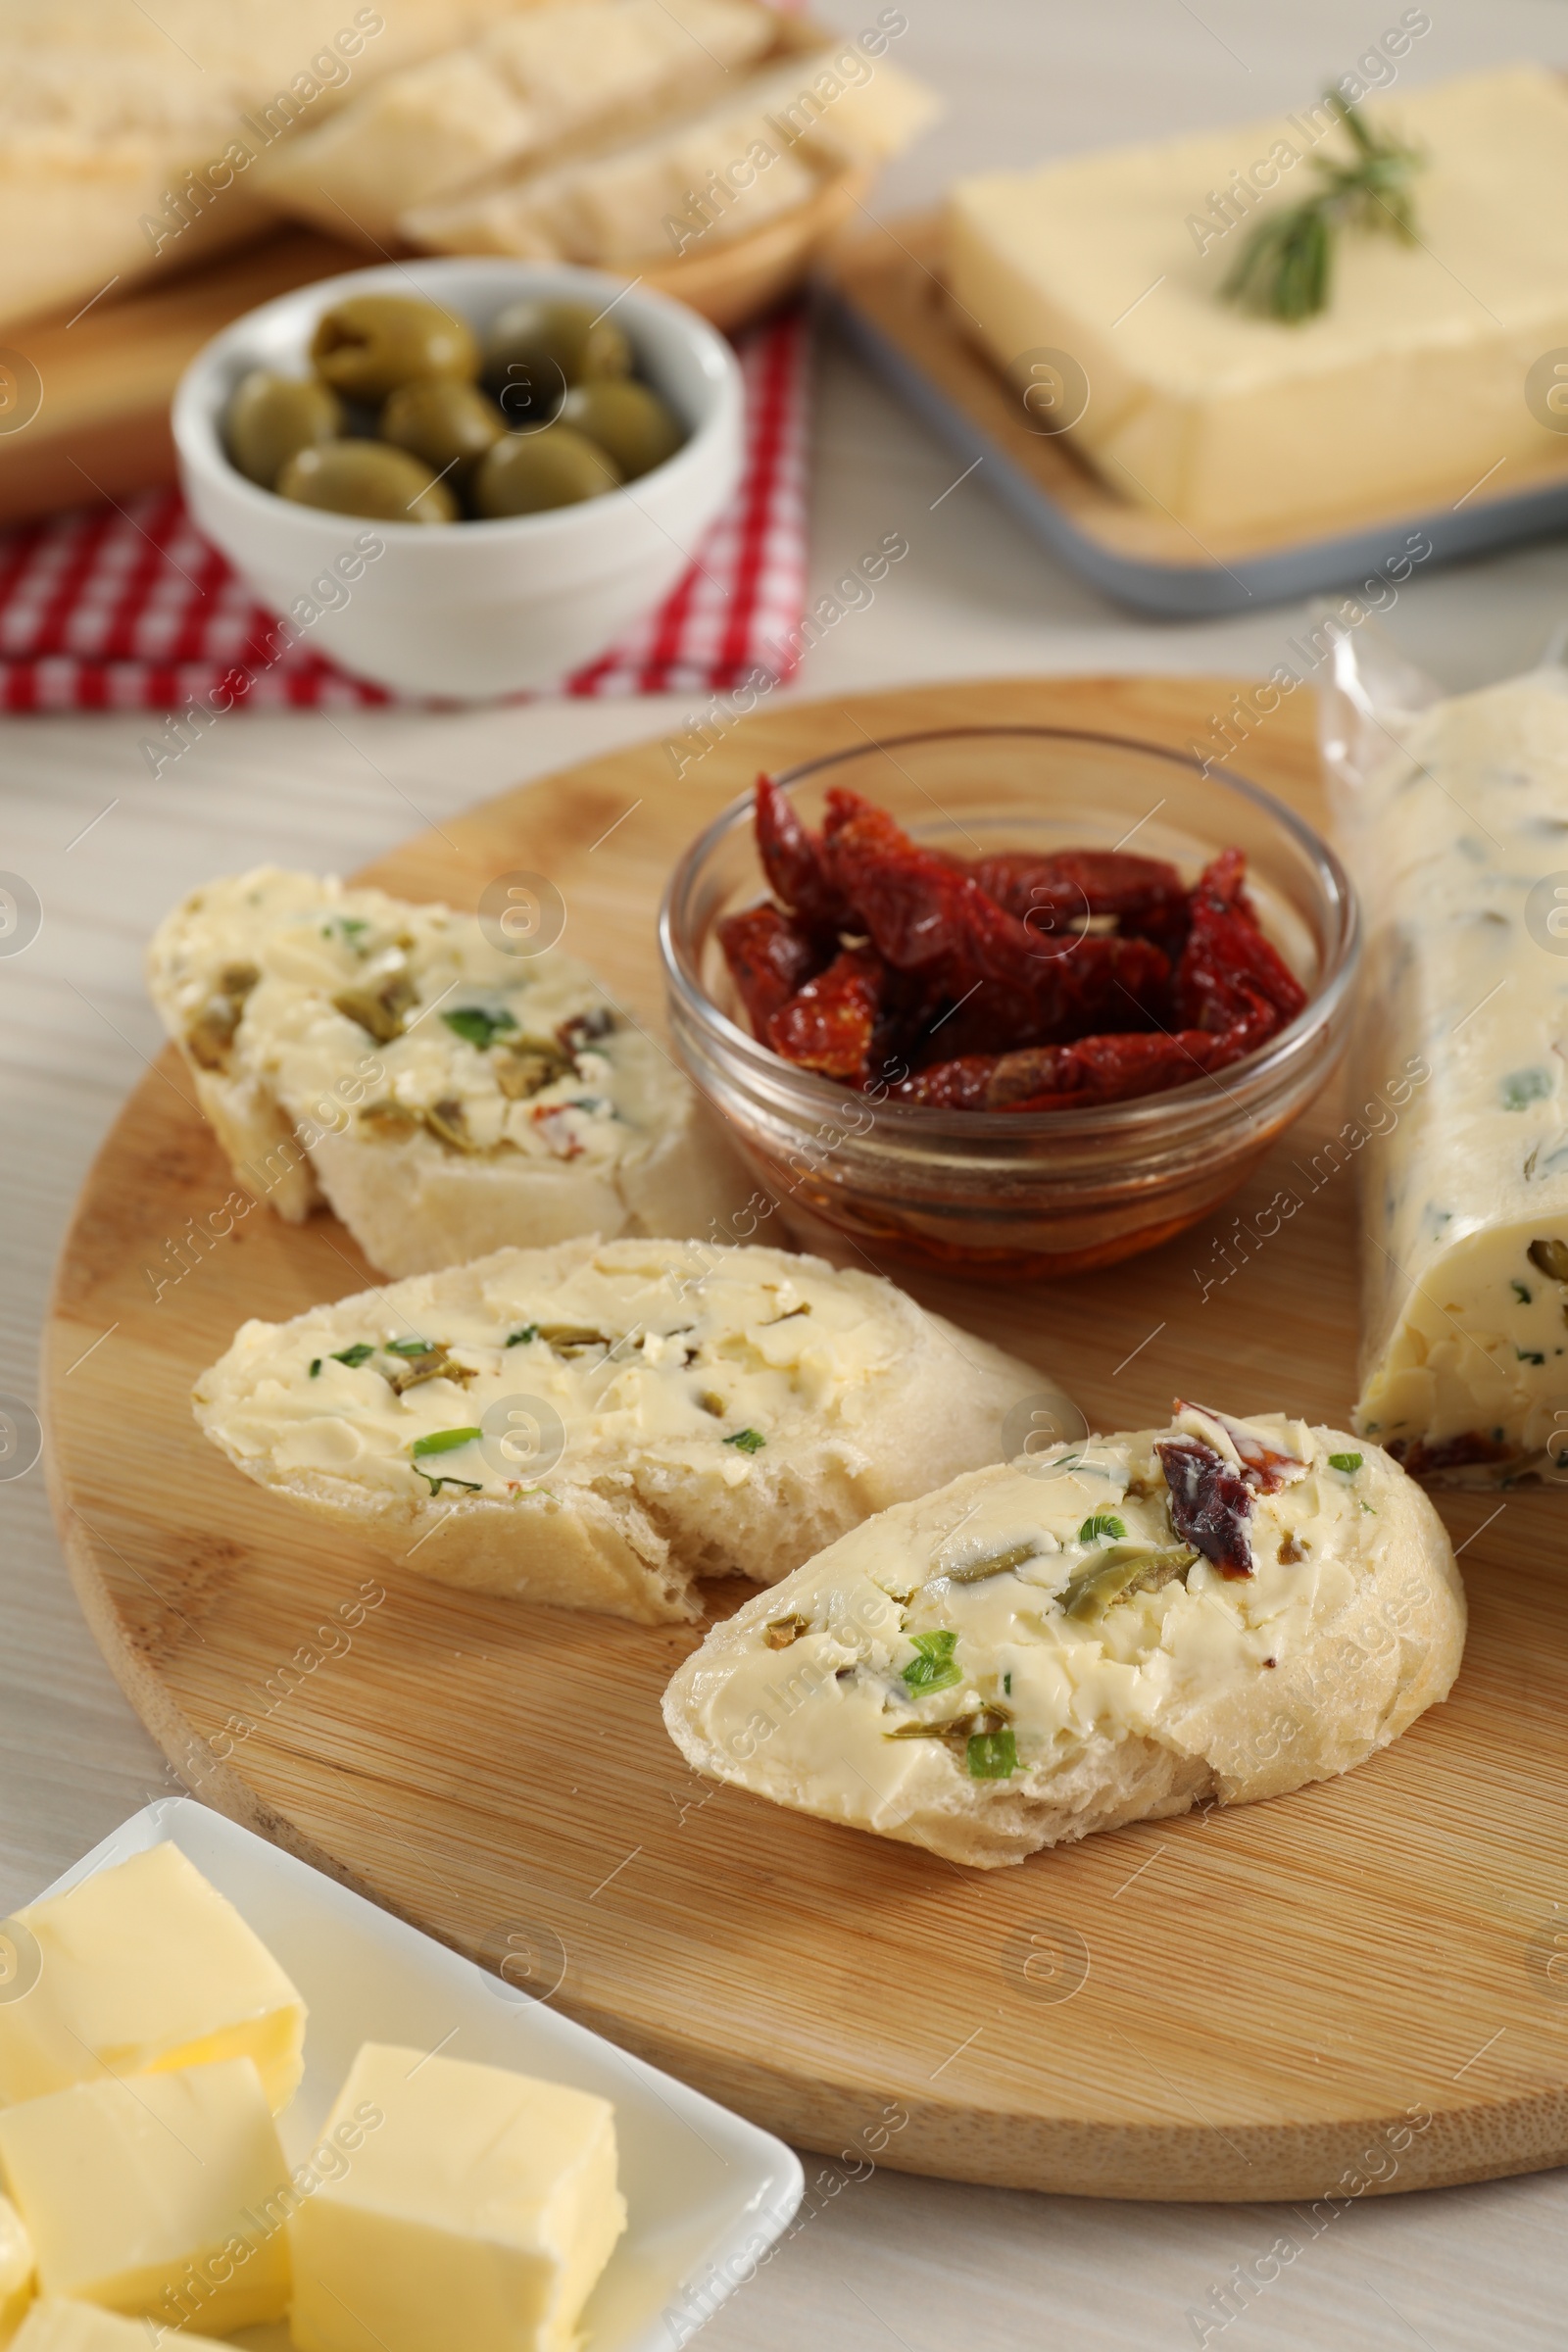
659,726,1359,1277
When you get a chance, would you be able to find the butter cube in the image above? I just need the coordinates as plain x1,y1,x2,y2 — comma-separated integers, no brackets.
0,2197,32,2343
13,2306,231,2352
0,2057,292,2334
290,2043,626,2352
0,1843,305,2113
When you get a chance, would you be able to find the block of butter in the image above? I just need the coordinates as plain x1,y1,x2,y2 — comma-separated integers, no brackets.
290,2042,626,2352
0,2056,292,2331
1325,658,1568,1482
12,2306,231,2352
945,64,1568,536
0,2197,32,2344
0,1843,305,2114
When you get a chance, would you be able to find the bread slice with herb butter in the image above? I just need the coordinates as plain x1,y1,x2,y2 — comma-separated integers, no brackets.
147,866,740,1276
192,1237,1056,1623
662,1403,1466,1865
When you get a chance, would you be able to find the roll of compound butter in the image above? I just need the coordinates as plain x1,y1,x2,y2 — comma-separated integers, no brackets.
1328,659,1568,1482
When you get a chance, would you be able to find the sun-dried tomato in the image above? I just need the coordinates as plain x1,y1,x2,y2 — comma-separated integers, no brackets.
715,777,1310,1111
892,1024,1256,1112
969,849,1190,961
766,947,883,1082
822,793,1171,1050
1176,1400,1307,1494
1176,853,1307,1033
755,773,851,931
716,905,828,1037
1155,1435,1255,1577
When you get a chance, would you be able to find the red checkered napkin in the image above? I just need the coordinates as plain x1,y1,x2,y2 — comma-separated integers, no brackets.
0,306,810,710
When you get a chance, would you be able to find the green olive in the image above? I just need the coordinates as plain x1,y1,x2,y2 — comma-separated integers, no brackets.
310,295,479,402
276,440,459,523
471,425,622,517
379,377,505,484
560,379,683,481
482,299,632,425
225,369,342,489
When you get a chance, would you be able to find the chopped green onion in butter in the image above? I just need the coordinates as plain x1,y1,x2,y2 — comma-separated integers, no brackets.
443,1006,519,1051
966,1728,1018,1780
410,1428,482,1459
903,1630,960,1693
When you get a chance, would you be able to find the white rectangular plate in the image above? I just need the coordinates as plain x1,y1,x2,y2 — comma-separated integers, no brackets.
28,1799,803,2352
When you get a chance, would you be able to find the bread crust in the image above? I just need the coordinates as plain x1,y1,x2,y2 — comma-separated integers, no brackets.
662,1419,1468,1862
302,1094,745,1277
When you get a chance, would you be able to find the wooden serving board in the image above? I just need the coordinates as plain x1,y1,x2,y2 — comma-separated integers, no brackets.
44,676,1568,2203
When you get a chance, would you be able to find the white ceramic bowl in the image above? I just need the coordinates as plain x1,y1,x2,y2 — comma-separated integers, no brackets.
172,258,745,700
38,1801,803,2351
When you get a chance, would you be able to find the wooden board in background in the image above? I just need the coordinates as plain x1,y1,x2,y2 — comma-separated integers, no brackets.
42,675,1568,2202
0,231,369,528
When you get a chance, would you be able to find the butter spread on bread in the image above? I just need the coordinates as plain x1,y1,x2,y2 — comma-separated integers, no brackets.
662,1404,1465,1862
147,866,736,1276
193,1238,1059,1623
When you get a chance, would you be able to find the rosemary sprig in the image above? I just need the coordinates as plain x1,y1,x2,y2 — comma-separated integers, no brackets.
1222,89,1423,323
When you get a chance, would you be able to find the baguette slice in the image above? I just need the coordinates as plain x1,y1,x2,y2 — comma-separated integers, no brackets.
403,46,940,264
192,1238,1057,1623
256,0,776,244
147,866,740,1277
662,1403,1466,1864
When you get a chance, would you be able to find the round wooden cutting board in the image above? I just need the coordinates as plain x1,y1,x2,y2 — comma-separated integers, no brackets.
43,676,1568,2203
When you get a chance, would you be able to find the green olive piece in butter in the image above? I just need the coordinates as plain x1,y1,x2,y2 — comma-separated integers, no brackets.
560,380,683,481
225,370,343,489
471,426,621,518
311,294,480,403
277,441,459,524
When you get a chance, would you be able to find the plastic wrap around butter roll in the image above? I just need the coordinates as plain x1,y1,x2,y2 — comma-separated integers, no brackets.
1322,631,1568,1485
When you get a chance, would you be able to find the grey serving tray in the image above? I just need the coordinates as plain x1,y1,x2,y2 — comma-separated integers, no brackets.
818,214,1568,618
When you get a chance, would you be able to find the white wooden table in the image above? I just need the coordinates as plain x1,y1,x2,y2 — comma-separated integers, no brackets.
7,2,1568,2341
